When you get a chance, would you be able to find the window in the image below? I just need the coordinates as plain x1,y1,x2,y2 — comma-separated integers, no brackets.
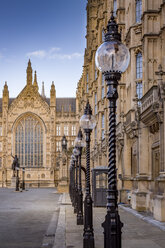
87,73,89,82
56,141,61,152
71,141,74,146
0,142,2,152
136,0,142,23
136,82,143,100
15,115,43,168
0,157,1,167
136,52,143,104
101,114,104,140
136,53,142,79
0,126,2,136
86,83,89,93
114,0,117,17
94,92,97,115
71,126,76,136
56,126,60,136
64,126,68,136
102,74,105,99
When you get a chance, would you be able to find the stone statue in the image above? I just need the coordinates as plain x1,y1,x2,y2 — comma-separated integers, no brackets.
11,155,19,177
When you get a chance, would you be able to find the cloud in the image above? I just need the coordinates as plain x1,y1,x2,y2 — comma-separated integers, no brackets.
26,47,83,60
26,50,46,59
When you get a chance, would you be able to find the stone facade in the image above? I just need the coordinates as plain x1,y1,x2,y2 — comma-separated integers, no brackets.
0,60,79,189
76,0,165,221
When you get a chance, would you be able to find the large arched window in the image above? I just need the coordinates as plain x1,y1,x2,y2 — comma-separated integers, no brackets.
15,115,43,167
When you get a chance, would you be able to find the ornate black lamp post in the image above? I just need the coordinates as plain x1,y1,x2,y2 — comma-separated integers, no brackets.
16,167,20,191
73,147,80,214
22,167,25,190
71,154,77,213
62,135,67,151
80,101,96,248
75,129,85,225
95,13,130,248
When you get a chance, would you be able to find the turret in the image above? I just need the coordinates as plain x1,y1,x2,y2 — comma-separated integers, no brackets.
50,81,56,107
33,71,39,91
41,82,46,98
26,59,32,85
2,82,9,107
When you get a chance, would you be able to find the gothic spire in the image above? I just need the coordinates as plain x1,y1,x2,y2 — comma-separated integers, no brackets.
33,71,38,91
41,82,46,98
26,59,32,85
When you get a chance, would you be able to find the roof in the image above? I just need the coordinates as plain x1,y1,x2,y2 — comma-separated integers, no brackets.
0,97,76,113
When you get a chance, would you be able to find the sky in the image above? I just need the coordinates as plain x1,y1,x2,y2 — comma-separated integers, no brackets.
0,0,87,98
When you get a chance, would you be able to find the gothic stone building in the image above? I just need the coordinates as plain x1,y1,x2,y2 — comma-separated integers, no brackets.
0,60,79,191
76,0,165,221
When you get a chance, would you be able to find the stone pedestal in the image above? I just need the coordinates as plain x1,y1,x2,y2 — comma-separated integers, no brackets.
57,180,69,193
154,195,165,221
11,176,17,188
131,190,148,211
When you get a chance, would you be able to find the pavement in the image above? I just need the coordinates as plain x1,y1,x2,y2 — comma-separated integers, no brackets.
55,193,165,248
0,188,165,248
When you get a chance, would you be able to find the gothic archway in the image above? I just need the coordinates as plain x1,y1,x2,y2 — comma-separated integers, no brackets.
14,114,44,167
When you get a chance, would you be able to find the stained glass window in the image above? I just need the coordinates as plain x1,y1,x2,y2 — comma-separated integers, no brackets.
15,115,43,167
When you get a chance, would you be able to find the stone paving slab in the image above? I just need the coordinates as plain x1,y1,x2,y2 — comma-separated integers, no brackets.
64,194,165,248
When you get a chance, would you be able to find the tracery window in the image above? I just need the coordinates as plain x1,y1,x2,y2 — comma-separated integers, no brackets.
64,126,68,136
136,52,142,79
56,125,60,136
15,115,43,167
56,141,61,152
71,126,76,136
136,0,142,23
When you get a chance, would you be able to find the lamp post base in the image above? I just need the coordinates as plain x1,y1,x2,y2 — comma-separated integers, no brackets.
102,210,123,248
77,190,83,225
83,194,94,248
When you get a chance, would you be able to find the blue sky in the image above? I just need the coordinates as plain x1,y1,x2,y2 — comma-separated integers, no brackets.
0,0,87,98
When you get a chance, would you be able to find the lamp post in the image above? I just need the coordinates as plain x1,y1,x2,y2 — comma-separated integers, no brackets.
71,154,77,213
95,12,130,248
80,101,96,248
15,167,19,191
62,135,67,151
73,147,80,214
75,129,85,225
22,167,25,190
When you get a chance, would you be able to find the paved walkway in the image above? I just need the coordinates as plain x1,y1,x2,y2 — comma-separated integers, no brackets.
58,193,165,248
0,189,165,248
0,188,61,248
